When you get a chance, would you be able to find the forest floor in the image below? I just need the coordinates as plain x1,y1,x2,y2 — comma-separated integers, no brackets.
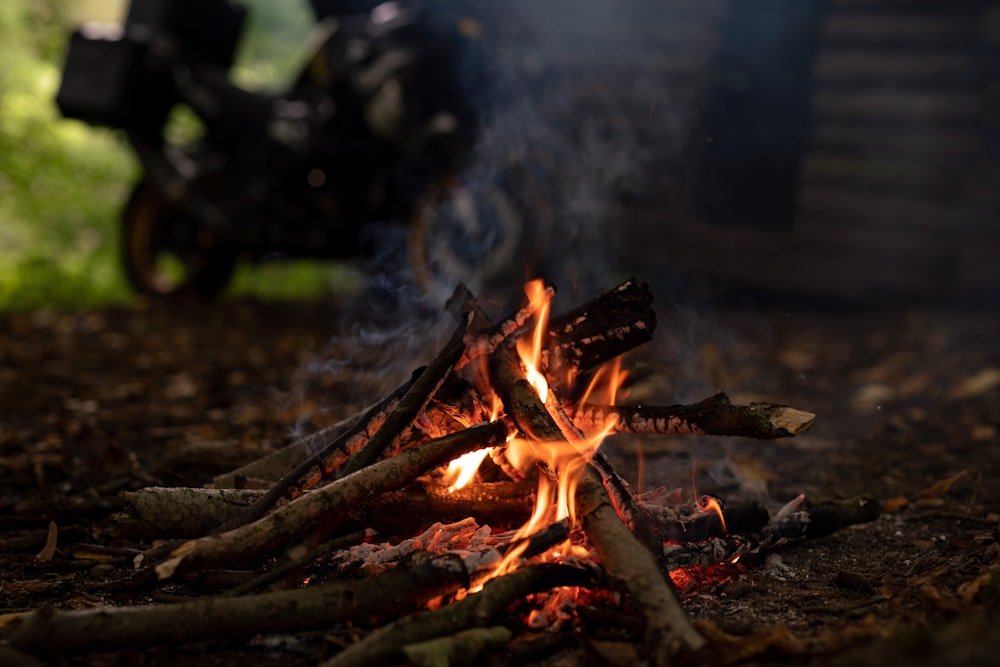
1,289,998,666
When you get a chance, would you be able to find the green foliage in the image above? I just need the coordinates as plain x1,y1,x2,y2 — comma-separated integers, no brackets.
0,0,137,311
0,0,341,313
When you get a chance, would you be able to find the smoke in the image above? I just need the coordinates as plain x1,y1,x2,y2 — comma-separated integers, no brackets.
292,0,718,424
454,0,701,304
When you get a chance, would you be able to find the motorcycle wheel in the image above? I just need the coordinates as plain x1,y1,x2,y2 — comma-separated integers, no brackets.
121,181,238,298
408,165,553,299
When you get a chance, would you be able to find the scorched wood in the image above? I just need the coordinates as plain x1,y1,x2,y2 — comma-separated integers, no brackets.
153,420,510,581
321,563,600,667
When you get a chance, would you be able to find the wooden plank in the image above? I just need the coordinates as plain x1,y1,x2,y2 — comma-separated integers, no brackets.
796,186,997,237
823,14,980,47
800,154,994,198
810,90,982,121
808,123,985,158
812,50,981,84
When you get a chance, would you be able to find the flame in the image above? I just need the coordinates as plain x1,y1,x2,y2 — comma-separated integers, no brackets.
697,495,726,532
442,448,490,493
480,279,629,582
442,388,506,493
517,279,551,404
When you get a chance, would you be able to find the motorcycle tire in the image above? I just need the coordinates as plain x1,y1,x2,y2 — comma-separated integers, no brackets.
121,180,238,299
408,164,553,299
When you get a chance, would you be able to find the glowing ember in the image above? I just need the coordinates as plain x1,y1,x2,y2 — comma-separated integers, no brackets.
477,279,629,583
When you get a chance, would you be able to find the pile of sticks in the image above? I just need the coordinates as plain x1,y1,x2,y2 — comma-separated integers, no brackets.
6,279,865,667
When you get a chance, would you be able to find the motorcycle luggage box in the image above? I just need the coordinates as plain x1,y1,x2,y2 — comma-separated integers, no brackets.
56,23,147,127
127,0,246,69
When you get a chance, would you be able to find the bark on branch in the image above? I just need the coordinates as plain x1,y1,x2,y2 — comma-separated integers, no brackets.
321,563,599,667
572,392,815,439
8,553,476,653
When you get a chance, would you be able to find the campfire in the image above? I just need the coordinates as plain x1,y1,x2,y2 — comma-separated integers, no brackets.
6,278,879,665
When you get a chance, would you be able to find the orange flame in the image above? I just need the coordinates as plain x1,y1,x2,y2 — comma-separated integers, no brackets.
442,448,491,493
441,395,504,493
481,279,629,582
517,280,551,404
697,495,727,532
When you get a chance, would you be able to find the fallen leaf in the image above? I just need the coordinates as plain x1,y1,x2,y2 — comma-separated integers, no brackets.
881,495,909,513
915,469,971,500
34,521,58,562
950,367,1000,399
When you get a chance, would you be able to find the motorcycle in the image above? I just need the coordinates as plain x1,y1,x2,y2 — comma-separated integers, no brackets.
56,0,550,299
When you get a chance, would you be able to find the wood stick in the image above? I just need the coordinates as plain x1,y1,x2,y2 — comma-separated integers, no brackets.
209,408,370,489
320,563,599,667
8,552,480,653
340,312,473,476
571,392,815,439
543,390,657,551
542,278,656,383
8,518,578,655
647,501,771,544
121,487,263,538
356,481,537,534
153,420,511,581
231,378,414,527
488,344,705,661
660,496,881,570
220,528,370,597
575,466,706,662
454,283,556,369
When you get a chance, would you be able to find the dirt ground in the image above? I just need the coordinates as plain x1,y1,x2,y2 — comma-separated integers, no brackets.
1,287,998,666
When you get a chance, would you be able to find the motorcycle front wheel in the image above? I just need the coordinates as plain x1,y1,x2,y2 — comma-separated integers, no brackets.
121,181,238,298
408,165,553,299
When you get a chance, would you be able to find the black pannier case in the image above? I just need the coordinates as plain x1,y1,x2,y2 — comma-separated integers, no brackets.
55,24,149,127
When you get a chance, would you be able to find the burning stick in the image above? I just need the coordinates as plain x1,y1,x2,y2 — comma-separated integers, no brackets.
321,563,600,667
8,522,575,654
660,496,881,570
488,343,707,661
153,420,511,581
572,392,815,439
454,282,556,369
233,312,474,526
542,278,656,385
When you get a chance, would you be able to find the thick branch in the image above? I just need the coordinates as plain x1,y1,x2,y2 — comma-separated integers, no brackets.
543,278,656,382
572,392,815,439
154,420,510,580
8,553,476,653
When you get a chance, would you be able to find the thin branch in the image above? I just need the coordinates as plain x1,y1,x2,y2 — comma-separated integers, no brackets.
340,312,473,476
